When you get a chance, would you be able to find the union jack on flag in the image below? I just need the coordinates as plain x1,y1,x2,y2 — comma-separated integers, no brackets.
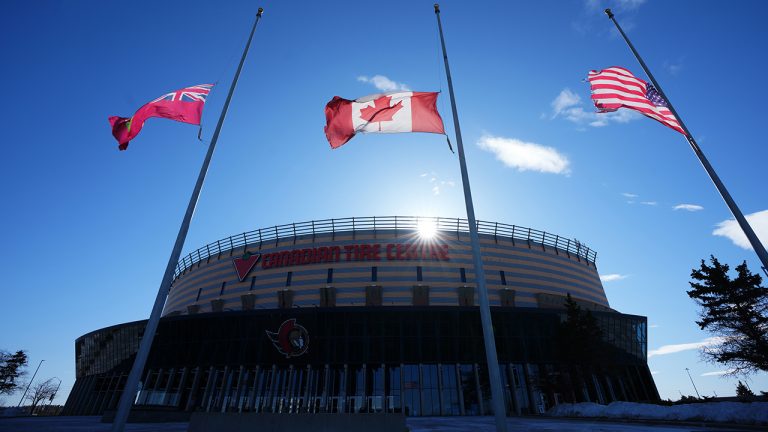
109,83,215,150
151,84,213,104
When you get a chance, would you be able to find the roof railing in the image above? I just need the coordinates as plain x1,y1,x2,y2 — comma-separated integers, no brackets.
174,216,597,278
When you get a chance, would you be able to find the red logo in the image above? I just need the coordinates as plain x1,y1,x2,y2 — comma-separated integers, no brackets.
233,251,261,282
266,319,309,358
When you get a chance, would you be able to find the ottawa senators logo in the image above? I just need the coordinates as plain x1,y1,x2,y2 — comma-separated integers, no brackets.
266,319,309,358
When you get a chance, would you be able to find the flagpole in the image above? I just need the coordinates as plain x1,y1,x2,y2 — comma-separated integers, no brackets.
110,7,264,432
605,8,768,275
434,5,507,431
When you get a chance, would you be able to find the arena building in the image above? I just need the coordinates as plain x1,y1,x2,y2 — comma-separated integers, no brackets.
62,216,658,417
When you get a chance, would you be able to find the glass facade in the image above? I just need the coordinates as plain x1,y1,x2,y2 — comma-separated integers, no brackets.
63,307,658,417
75,321,143,377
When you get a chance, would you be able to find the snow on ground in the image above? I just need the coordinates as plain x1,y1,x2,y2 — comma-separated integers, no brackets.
548,401,768,425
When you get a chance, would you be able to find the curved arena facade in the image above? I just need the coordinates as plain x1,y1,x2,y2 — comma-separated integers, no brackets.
63,216,658,417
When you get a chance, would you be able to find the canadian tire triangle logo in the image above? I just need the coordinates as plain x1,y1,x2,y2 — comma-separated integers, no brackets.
233,251,261,282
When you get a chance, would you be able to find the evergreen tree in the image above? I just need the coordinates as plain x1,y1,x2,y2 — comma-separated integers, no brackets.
560,293,603,364
687,257,768,374
0,350,28,395
555,294,605,403
735,380,754,400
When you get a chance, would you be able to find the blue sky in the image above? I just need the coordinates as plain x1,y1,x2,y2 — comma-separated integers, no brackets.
1,0,766,405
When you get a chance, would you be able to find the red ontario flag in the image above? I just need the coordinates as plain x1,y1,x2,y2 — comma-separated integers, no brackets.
109,84,214,150
324,92,445,149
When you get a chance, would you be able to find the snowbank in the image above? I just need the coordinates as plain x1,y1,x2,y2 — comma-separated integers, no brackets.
547,401,768,425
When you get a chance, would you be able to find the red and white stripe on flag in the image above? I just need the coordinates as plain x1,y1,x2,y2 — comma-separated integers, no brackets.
588,66,685,135
324,91,445,149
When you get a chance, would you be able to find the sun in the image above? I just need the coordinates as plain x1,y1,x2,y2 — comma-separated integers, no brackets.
416,218,438,239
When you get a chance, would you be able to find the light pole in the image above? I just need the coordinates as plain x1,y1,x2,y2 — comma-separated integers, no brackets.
17,359,44,408
685,368,701,399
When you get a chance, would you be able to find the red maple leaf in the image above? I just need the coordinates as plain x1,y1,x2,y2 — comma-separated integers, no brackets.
359,96,403,124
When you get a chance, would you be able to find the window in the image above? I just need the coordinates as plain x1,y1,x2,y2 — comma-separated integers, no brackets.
327,268,333,284
347,365,365,413
500,289,515,307
241,293,255,310
286,271,292,287
371,266,378,282
278,290,294,309
413,285,429,306
421,365,440,416
458,286,474,306
320,287,336,307
460,268,467,283
387,366,401,413
416,266,423,282
440,364,461,415
500,270,507,286
402,365,420,416
459,364,480,415
366,285,383,306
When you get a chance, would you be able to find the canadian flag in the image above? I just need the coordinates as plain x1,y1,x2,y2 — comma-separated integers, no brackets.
324,91,445,149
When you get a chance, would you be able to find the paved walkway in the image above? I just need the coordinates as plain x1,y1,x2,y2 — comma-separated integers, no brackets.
0,415,758,432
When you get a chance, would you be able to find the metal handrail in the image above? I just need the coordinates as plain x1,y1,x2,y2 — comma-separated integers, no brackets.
174,216,597,278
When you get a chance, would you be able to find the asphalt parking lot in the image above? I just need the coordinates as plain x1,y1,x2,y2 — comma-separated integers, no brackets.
0,416,760,432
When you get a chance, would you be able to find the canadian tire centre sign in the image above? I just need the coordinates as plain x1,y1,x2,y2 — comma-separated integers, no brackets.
261,243,450,270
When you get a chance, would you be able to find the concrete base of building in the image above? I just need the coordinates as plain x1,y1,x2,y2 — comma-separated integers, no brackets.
187,412,407,432
101,407,192,423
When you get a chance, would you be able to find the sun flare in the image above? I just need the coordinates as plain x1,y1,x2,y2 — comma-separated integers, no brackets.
416,218,438,239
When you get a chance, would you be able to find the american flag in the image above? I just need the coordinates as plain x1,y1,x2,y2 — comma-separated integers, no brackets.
150,84,213,104
588,67,685,135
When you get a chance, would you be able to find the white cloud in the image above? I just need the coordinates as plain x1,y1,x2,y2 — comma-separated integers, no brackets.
586,0,646,12
584,0,600,10
357,75,410,92
712,209,768,250
477,135,570,175
586,108,640,127
647,337,723,358
674,204,704,212
615,0,647,10
649,324,660,328
664,60,683,76
420,171,455,196
701,369,735,377
641,201,657,206
622,192,638,198
552,89,581,117
577,1,643,39
651,370,660,375
600,274,628,282
551,88,642,128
